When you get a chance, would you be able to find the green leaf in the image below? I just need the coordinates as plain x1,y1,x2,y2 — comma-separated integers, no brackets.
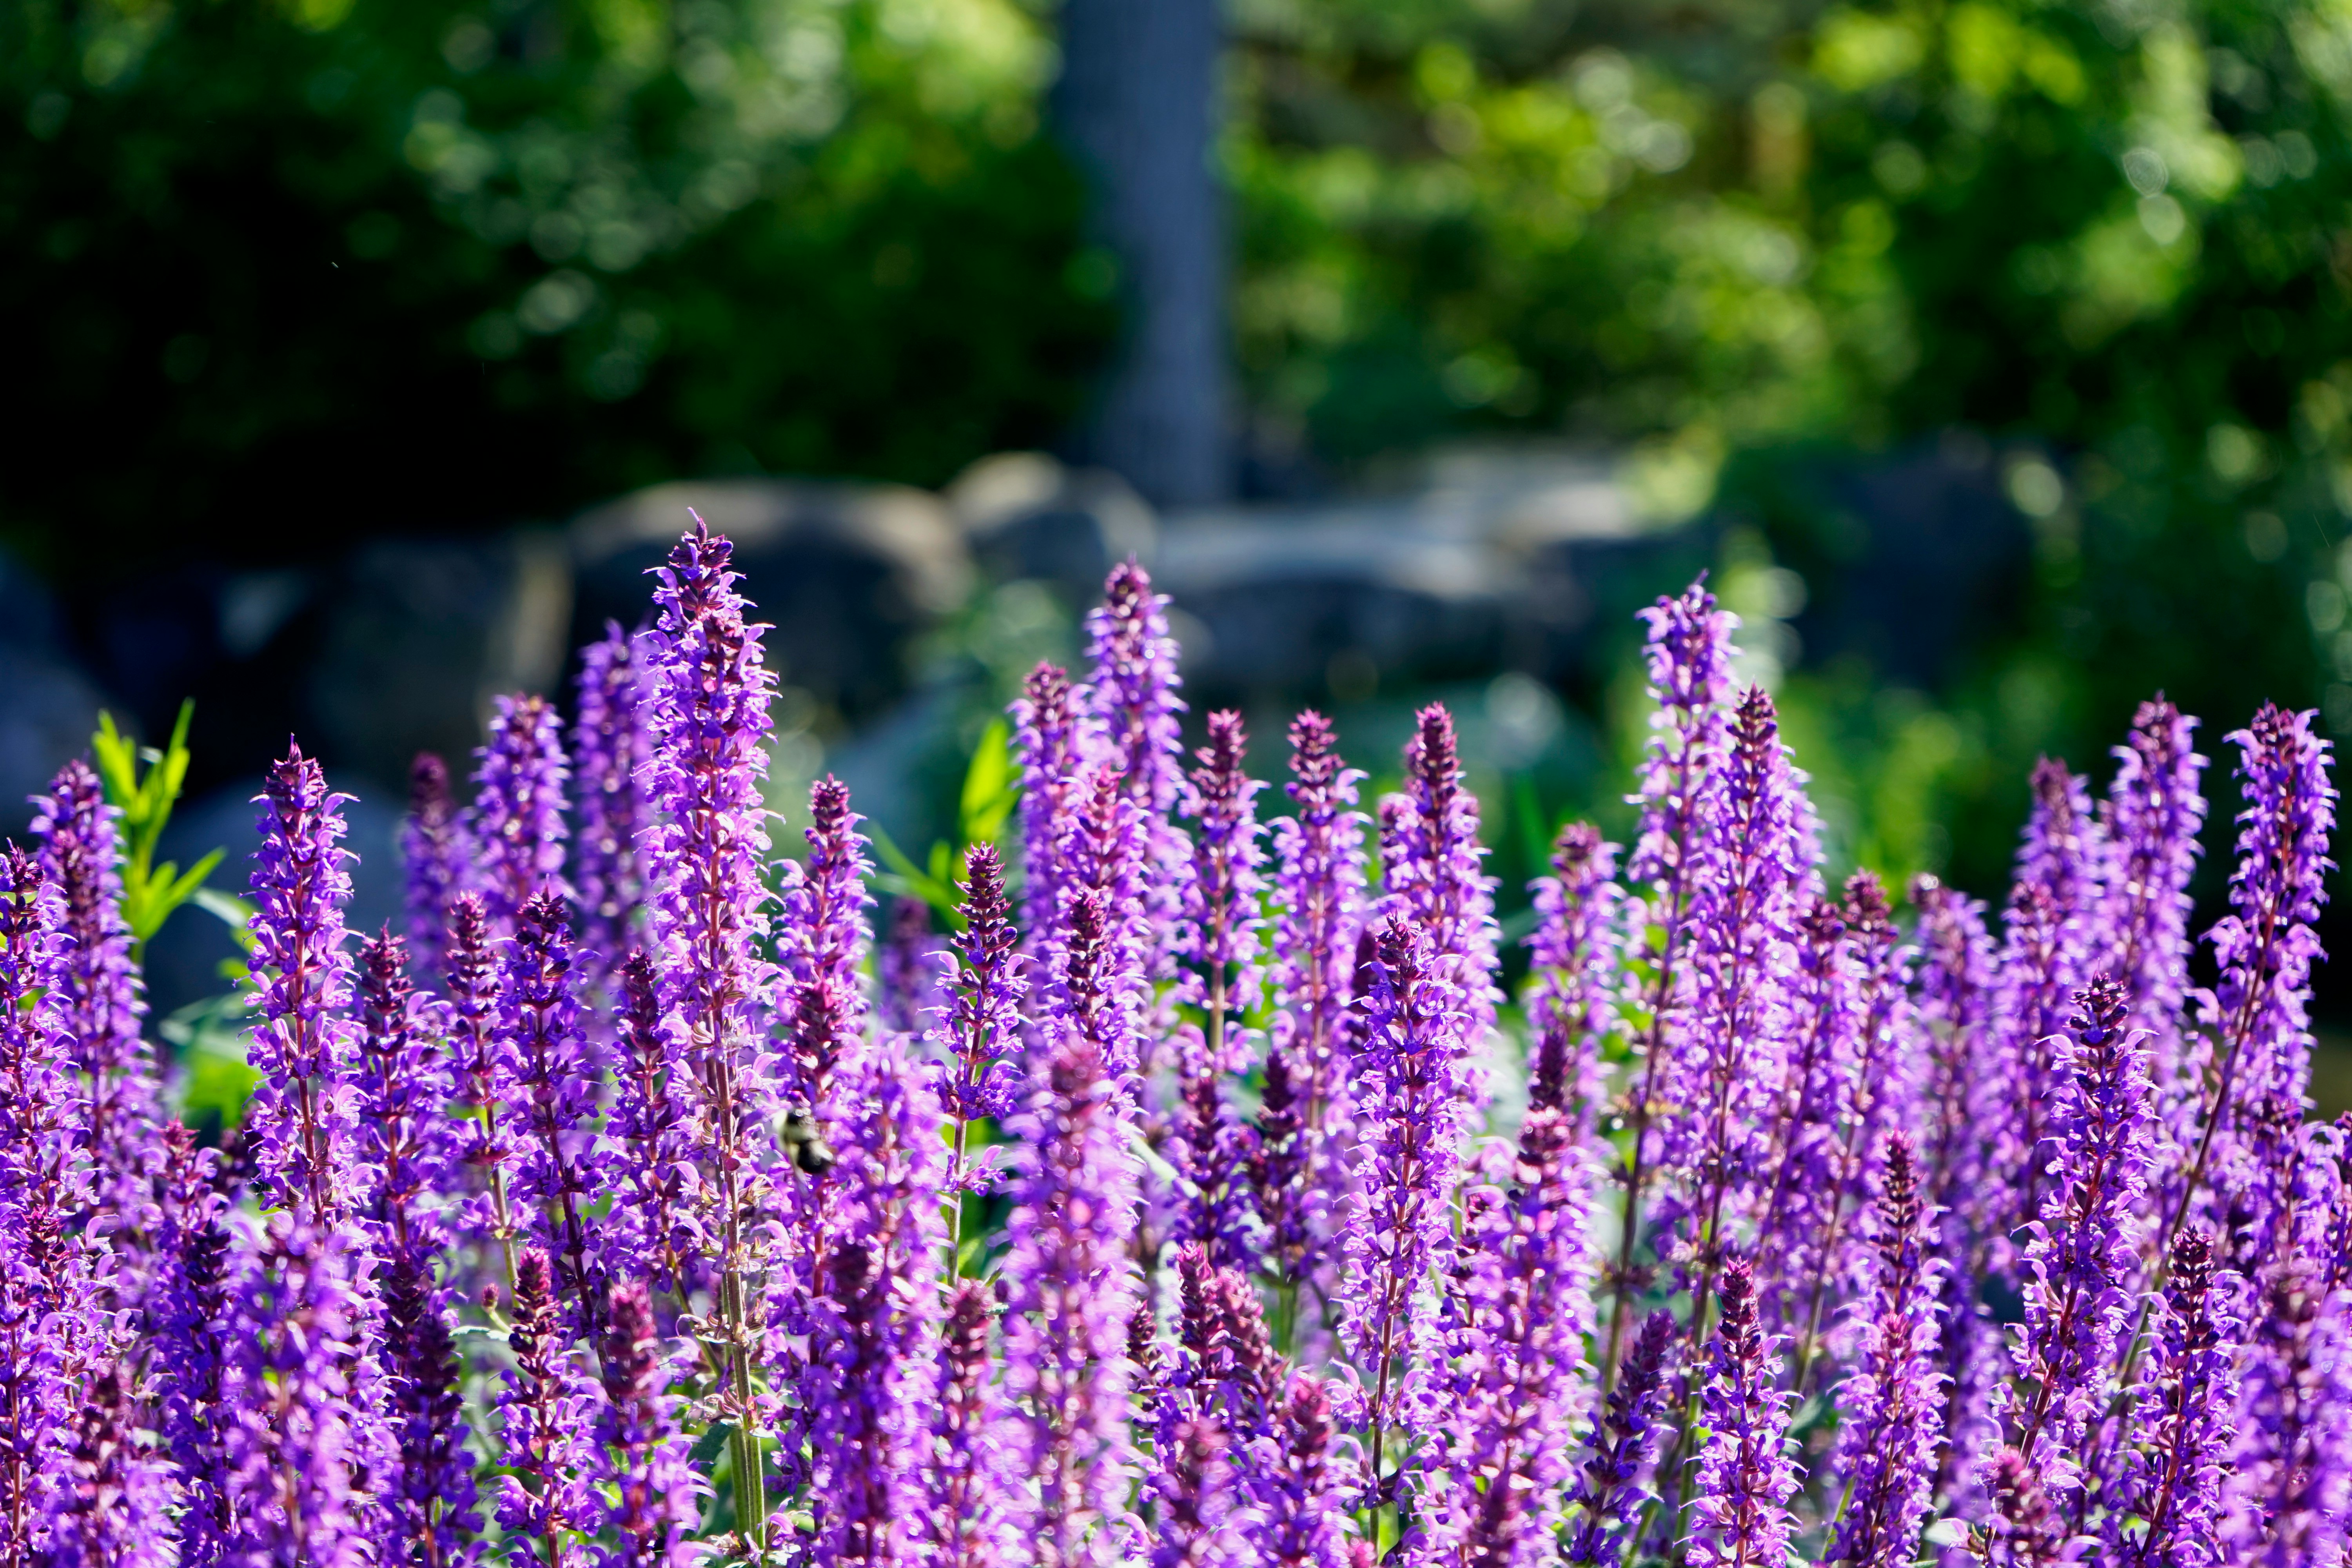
93,700,221,953
868,825,964,928
192,886,259,955
958,718,1019,848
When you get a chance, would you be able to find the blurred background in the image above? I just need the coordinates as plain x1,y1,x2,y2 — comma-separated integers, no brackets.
5,0,2350,1099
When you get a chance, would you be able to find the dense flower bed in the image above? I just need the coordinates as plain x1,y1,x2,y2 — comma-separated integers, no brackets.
4,518,2344,1566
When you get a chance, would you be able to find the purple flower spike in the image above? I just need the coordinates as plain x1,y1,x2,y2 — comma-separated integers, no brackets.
1150,1418,1249,1568
352,930,456,1259
782,776,876,1107
1421,1098,1597,1566
878,896,942,1038
31,758,158,1220
1660,686,1810,1316
1341,916,1467,1454
640,517,782,1538
497,1250,598,1563
498,894,607,1332
2177,703,2336,1247
2221,1252,2351,1565
1262,711,1367,1269
380,1243,483,1565
935,845,1026,1205
1823,1136,1944,1568
469,692,572,931
1167,1245,1280,1445
799,1029,948,1568
1994,977,2154,1497
1686,1257,1800,1568
1251,1376,1354,1568
1181,710,1268,1030
1977,1447,2072,1566
605,949,698,1297
2105,1228,2238,1566
1380,704,1499,1051
1013,662,1095,953
1562,1310,1675,1565
221,1214,377,1568
46,1359,170,1568
444,893,521,1285
1082,561,1190,968
595,1280,704,1568
2098,699,2206,1082
573,623,652,982
2016,757,2109,973
916,1280,1014,1568
400,752,470,979
1525,821,1621,1137
999,1021,1143,1566
150,1125,234,1566
244,743,362,1223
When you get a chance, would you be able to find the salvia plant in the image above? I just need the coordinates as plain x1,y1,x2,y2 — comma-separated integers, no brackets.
4,517,2348,1568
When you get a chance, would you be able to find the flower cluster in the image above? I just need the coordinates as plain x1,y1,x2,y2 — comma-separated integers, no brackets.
4,540,2345,1568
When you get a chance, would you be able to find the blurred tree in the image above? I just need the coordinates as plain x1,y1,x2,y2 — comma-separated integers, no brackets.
1229,0,2352,896
0,0,1114,577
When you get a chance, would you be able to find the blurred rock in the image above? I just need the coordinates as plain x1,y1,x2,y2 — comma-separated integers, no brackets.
947,452,1157,606
0,552,115,826
301,531,574,796
570,479,972,728
1150,445,1684,705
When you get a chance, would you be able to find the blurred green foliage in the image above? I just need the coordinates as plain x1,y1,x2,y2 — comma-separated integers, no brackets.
1230,0,2352,898
2,0,1113,573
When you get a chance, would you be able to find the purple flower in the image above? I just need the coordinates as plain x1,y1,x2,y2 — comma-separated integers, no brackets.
1248,1376,1354,1568
2105,1228,2238,1567
933,845,1026,1207
604,949,698,1297
444,893,521,1288
150,1125,235,1566
639,517,782,1540
1993,978,2154,1497
1012,662,1095,953
998,1020,1144,1566
572,623,652,983
497,1249,599,1564
469,693,572,931
1658,687,1811,1318
878,896,942,1038
1419,1098,1597,1566
1524,821,1621,1138
781,776,875,1107
915,1280,1014,1568
2097,698,2206,1089
799,1031,949,1568
2221,1252,2351,1565
379,1243,483,1566
221,1214,378,1568
1685,1256,1800,1568
1823,1135,1945,1568
1751,895,1859,1328
400,752,470,980
593,1280,704,1568
1561,1310,1675,1566
1379,704,1498,1053
1261,712,1368,1275
31,757,158,1220
243,743,363,1223
497,894,608,1333
1166,1245,1281,1446
1976,1446,2074,1566
1082,561,1189,969
2176,703,2335,1248
2016,757,2109,974
44,1359,171,1568
1340,916,1467,1453
351,930,457,1261
1983,881,2076,1261
1149,1418,1250,1568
